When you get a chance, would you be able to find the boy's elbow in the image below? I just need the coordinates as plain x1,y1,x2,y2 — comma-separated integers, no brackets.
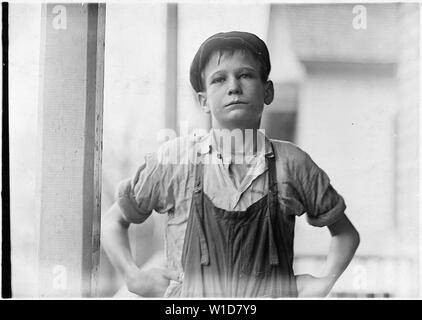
348,223,360,251
329,214,360,250
103,202,131,231
353,228,360,249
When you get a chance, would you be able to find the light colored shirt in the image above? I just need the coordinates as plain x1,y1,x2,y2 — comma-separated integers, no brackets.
116,130,346,273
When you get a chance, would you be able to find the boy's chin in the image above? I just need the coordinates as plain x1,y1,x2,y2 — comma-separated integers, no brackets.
217,114,261,129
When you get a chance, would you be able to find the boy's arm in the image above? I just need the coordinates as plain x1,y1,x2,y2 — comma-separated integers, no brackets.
296,214,360,298
101,202,179,297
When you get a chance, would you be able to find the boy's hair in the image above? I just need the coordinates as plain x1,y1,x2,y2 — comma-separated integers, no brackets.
190,31,271,93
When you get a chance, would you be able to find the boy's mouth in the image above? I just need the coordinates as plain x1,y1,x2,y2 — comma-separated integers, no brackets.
225,101,247,107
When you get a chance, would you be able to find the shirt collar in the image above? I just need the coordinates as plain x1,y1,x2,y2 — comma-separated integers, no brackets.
196,128,273,160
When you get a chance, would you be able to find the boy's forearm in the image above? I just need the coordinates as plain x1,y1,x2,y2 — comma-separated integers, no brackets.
101,203,139,278
322,215,360,284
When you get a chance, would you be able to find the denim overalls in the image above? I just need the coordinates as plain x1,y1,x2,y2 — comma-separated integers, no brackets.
178,143,298,297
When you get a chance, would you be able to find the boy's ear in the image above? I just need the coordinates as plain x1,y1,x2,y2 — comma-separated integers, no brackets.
197,92,211,113
264,80,274,105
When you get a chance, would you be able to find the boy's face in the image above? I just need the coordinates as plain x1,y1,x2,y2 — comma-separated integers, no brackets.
197,50,274,130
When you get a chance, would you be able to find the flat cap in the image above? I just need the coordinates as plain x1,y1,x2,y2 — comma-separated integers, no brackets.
189,31,271,92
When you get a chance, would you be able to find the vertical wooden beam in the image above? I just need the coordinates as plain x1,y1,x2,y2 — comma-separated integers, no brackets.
84,3,105,298
165,3,178,131
37,3,105,297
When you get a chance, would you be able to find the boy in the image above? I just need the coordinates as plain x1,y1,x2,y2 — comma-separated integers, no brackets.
102,31,360,298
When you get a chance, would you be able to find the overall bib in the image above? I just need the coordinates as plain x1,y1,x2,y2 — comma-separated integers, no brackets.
179,145,298,297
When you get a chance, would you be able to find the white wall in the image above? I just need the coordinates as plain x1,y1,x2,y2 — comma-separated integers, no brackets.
103,3,167,191
9,3,42,297
294,69,400,257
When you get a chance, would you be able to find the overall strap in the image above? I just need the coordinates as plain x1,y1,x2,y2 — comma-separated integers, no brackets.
192,154,210,265
265,143,280,266
267,150,278,196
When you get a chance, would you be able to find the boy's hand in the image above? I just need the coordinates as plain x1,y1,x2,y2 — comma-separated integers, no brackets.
125,267,181,297
295,274,334,298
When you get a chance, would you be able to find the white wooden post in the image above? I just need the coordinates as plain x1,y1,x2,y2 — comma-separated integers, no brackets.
37,3,105,297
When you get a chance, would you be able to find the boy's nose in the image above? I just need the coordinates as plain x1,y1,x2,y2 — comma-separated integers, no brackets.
227,77,242,95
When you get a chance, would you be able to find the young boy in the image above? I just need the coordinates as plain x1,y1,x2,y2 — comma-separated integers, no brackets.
102,31,360,298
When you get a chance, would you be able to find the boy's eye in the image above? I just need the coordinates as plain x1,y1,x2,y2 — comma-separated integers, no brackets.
211,77,225,84
239,73,252,79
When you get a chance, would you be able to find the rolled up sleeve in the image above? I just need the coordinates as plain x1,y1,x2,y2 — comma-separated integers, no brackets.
116,152,174,224
293,149,346,227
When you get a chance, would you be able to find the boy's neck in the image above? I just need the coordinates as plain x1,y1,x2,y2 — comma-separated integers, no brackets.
210,127,265,158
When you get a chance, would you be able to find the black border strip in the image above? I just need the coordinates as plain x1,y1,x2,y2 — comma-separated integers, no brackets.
2,1,12,299
0,299,418,317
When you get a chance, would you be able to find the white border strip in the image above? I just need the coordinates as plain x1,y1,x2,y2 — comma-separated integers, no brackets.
5,0,422,5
